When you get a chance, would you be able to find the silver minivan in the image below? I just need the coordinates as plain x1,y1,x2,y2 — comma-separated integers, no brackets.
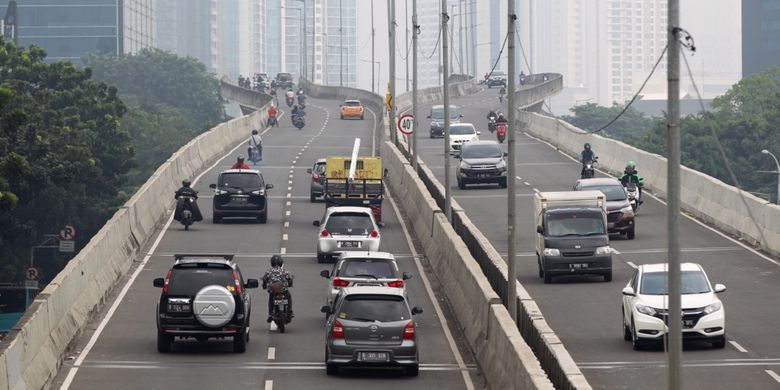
321,286,423,376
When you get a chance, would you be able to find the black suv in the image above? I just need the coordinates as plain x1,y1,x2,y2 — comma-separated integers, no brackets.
457,140,508,189
275,72,294,89
154,254,259,353
209,169,273,223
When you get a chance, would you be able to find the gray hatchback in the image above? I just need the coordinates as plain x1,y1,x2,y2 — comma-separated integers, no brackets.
321,286,423,376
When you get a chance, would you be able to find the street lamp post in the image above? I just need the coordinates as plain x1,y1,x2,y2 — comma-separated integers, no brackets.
761,149,780,205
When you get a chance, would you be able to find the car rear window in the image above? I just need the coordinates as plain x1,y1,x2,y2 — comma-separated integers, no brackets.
546,211,605,236
167,267,234,296
340,259,396,278
581,185,626,201
218,173,262,190
449,125,475,135
431,106,460,120
344,101,361,107
461,143,502,159
325,212,374,235
339,296,409,322
640,270,711,295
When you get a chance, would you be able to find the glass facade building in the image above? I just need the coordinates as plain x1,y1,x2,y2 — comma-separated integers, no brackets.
743,0,780,77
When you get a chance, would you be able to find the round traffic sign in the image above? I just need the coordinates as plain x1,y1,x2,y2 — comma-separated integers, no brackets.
397,114,415,135
26,267,39,281
59,225,76,241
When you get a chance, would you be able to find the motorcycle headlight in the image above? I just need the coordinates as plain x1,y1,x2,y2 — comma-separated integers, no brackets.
636,304,657,316
703,301,722,314
543,248,561,257
620,206,634,215
595,246,611,255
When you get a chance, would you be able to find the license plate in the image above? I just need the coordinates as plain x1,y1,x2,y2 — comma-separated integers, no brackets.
167,304,190,313
340,241,360,248
274,299,289,305
569,263,588,269
359,352,389,362
683,319,695,327
231,196,248,203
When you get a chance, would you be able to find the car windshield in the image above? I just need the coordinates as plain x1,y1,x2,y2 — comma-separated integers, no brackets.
338,296,409,322
340,259,396,278
461,144,503,159
325,212,374,235
219,173,262,190
431,106,460,120
277,73,291,81
492,72,506,77
450,125,475,135
546,211,605,236
344,101,361,107
167,267,234,296
640,270,711,295
582,185,626,201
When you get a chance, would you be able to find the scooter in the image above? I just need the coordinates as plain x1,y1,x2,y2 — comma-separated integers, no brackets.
487,116,497,133
268,282,292,333
266,116,278,127
625,182,642,213
496,123,507,143
178,196,196,230
292,115,305,130
581,157,598,179
285,96,294,107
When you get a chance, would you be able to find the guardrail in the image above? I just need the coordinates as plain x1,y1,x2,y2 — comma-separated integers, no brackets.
518,111,780,258
0,84,271,390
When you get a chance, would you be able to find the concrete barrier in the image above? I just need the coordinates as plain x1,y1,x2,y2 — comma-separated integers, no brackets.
0,83,271,390
519,112,780,257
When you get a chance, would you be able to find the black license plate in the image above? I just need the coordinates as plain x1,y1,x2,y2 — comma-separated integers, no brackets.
569,263,588,269
683,319,695,327
274,299,289,305
340,241,360,248
231,196,248,203
359,352,389,362
167,304,190,313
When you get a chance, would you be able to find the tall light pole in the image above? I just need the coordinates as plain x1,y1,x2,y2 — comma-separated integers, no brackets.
412,0,419,171
667,0,682,389
340,0,343,86
761,149,780,205
442,0,451,220
371,0,376,93
458,0,464,75
405,0,410,92
506,0,518,321
388,0,397,145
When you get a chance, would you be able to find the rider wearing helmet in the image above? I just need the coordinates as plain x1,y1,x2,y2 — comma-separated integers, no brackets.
581,143,596,176
231,155,250,170
262,254,294,322
174,179,203,221
619,160,644,199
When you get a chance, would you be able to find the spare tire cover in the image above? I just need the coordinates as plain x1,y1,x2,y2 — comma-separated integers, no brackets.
193,285,236,328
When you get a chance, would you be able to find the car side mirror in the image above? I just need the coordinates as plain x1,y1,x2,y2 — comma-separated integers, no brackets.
246,279,260,289
209,183,216,189
266,184,274,190
411,307,423,315
536,225,544,234
426,115,431,118
378,221,386,228
402,272,413,280
153,278,165,288
313,220,321,227
320,305,332,315
714,284,726,293
503,152,508,157
320,270,330,278
306,168,312,174
622,287,636,296
460,114,464,118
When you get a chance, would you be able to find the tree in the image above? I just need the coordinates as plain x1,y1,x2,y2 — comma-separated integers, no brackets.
0,38,133,281
561,102,658,144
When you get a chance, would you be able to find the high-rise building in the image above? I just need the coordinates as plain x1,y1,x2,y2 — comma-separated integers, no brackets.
156,0,212,68
0,0,155,62
742,0,780,77
325,0,356,87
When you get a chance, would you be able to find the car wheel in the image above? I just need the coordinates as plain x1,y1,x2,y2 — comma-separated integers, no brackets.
430,131,435,139
543,273,552,284
157,331,172,353
604,271,612,282
310,192,316,202
712,336,726,349
326,363,339,376
537,256,544,278
627,225,636,240
405,364,419,377
623,309,632,341
631,319,643,351
233,329,248,353
213,215,221,224
340,115,344,120
258,210,268,224
499,178,508,188
458,179,466,190
360,115,364,120
317,253,327,264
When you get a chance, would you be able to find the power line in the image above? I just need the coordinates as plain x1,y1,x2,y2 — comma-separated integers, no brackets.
421,28,442,59
484,33,509,80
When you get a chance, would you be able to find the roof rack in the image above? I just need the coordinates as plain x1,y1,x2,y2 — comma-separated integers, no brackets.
173,254,234,261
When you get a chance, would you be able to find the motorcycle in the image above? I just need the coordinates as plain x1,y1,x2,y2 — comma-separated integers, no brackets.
285,96,294,107
496,122,507,143
487,116,497,133
625,182,642,213
268,281,291,333
297,95,306,106
266,116,278,127
581,157,598,179
292,114,305,130
178,195,197,230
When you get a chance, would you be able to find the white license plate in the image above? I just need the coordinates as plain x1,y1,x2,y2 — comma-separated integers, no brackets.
231,196,248,203
569,263,588,269
359,352,389,362
339,241,360,248
274,299,289,305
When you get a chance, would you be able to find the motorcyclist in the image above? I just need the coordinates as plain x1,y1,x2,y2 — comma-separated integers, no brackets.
248,129,263,165
285,89,294,99
267,105,278,127
231,155,250,170
296,87,304,96
292,104,305,118
619,160,644,201
519,71,526,86
262,254,294,323
581,143,596,176
297,93,306,105
486,109,498,121
174,179,203,221
495,112,508,125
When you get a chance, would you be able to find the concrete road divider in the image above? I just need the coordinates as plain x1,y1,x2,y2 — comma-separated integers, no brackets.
0,83,271,390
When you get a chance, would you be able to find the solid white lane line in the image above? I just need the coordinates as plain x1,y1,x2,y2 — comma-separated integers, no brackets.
767,370,780,384
386,192,475,390
265,380,273,390
729,340,748,353
59,130,253,390
267,347,276,360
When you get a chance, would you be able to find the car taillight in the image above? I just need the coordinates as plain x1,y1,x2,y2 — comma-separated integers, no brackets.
332,278,350,287
321,229,330,237
403,321,416,340
162,270,172,295
369,230,379,238
333,320,345,339
232,270,242,294
387,280,404,288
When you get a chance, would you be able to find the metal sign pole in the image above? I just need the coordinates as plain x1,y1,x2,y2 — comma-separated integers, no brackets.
412,0,419,171
441,0,451,220
506,0,518,320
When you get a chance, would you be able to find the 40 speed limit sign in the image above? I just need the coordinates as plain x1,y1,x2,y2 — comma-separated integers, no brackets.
397,114,414,135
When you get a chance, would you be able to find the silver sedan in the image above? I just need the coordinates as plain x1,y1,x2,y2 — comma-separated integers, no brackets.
313,207,381,263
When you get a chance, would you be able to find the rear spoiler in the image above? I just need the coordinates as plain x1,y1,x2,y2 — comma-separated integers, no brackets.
173,254,235,261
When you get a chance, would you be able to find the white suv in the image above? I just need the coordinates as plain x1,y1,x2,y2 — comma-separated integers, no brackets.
314,207,381,263
448,123,480,155
621,262,726,350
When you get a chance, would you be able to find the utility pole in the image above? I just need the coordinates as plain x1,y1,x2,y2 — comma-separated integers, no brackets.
303,0,308,80
340,0,343,86
412,0,419,171
389,0,397,145
458,1,464,75
464,1,469,75
371,0,375,93
667,0,682,389
405,0,410,92
442,0,451,220
506,0,518,321
450,5,455,75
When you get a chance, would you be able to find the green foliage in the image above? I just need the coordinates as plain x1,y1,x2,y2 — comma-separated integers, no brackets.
84,49,225,186
561,102,657,144
0,38,133,281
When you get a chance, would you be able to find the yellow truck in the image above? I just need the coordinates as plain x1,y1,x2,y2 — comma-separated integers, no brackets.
324,156,385,222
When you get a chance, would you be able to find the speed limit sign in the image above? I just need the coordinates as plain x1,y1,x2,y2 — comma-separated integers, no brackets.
397,114,414,135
